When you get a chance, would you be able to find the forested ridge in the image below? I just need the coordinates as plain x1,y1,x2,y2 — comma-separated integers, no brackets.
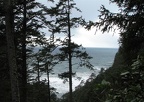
1,0,144,102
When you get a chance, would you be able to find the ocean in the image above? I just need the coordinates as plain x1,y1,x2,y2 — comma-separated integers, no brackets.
41,47,118,97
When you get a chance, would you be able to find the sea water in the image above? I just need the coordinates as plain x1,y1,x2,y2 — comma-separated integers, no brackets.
41,47,118,97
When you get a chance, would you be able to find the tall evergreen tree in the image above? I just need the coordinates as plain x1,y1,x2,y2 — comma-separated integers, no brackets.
86,0,144,64
21,0,27,102
83,0,144,101
47,0,87,102
30,33,61,102
13,0,55,101
0,1,11,101
1,0,57,101
67,0,73,101
4,0,20,101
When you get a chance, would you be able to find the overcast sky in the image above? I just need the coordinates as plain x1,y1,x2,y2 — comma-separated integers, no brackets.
72,0,120,48
38,0,120,48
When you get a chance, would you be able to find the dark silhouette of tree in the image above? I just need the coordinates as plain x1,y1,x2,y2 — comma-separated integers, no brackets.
47,1,87,102
58,41,93,102
0,1,11,101
14,1,56,102
83,0,144,102
1,0,58,101
1,0,91,101
4,0,20,102
30,34,61,102
21,0,27,102
67,1,73,102
86,0,144,64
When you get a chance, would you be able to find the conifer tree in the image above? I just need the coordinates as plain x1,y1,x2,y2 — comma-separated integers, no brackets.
30,34,61,102
48,1,92,102
14,1,55,101
86,0,144,64
21,0,27,102
84,0,144,101
4,0,20,101
1,0,57,101
0,1,11,101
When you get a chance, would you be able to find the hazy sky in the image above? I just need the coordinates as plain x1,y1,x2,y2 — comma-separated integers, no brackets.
38,0,120,48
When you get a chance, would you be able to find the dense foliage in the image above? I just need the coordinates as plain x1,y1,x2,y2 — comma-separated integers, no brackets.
1,0,144,102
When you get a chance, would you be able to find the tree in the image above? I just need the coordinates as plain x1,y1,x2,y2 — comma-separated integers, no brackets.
58,41,93,102
4,0,20,102
40,45,59,102
12,0,54,101
67,1,73,101
1,0,57,101
47,1,86,102
86,0,144,65
2,0,92,101
0,1,10,101
30,34,61,102
84,0,144,101
31,51,43,83
21,0,27,102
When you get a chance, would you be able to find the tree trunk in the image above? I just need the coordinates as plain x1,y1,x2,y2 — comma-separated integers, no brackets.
67,0,73,102
4,0,20,102
21,0,27,102
46,63,51,102
36,57,40,82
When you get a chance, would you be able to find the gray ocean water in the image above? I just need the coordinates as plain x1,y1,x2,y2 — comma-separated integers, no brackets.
41,47,118,97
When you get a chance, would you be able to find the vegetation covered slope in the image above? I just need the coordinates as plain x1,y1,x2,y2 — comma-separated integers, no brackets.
61,44,144,102
61,0,144,102
61,49,125,102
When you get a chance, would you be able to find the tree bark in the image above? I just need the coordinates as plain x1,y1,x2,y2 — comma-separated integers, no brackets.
4,0,20,102
21,0,27,101
67,0,73,102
